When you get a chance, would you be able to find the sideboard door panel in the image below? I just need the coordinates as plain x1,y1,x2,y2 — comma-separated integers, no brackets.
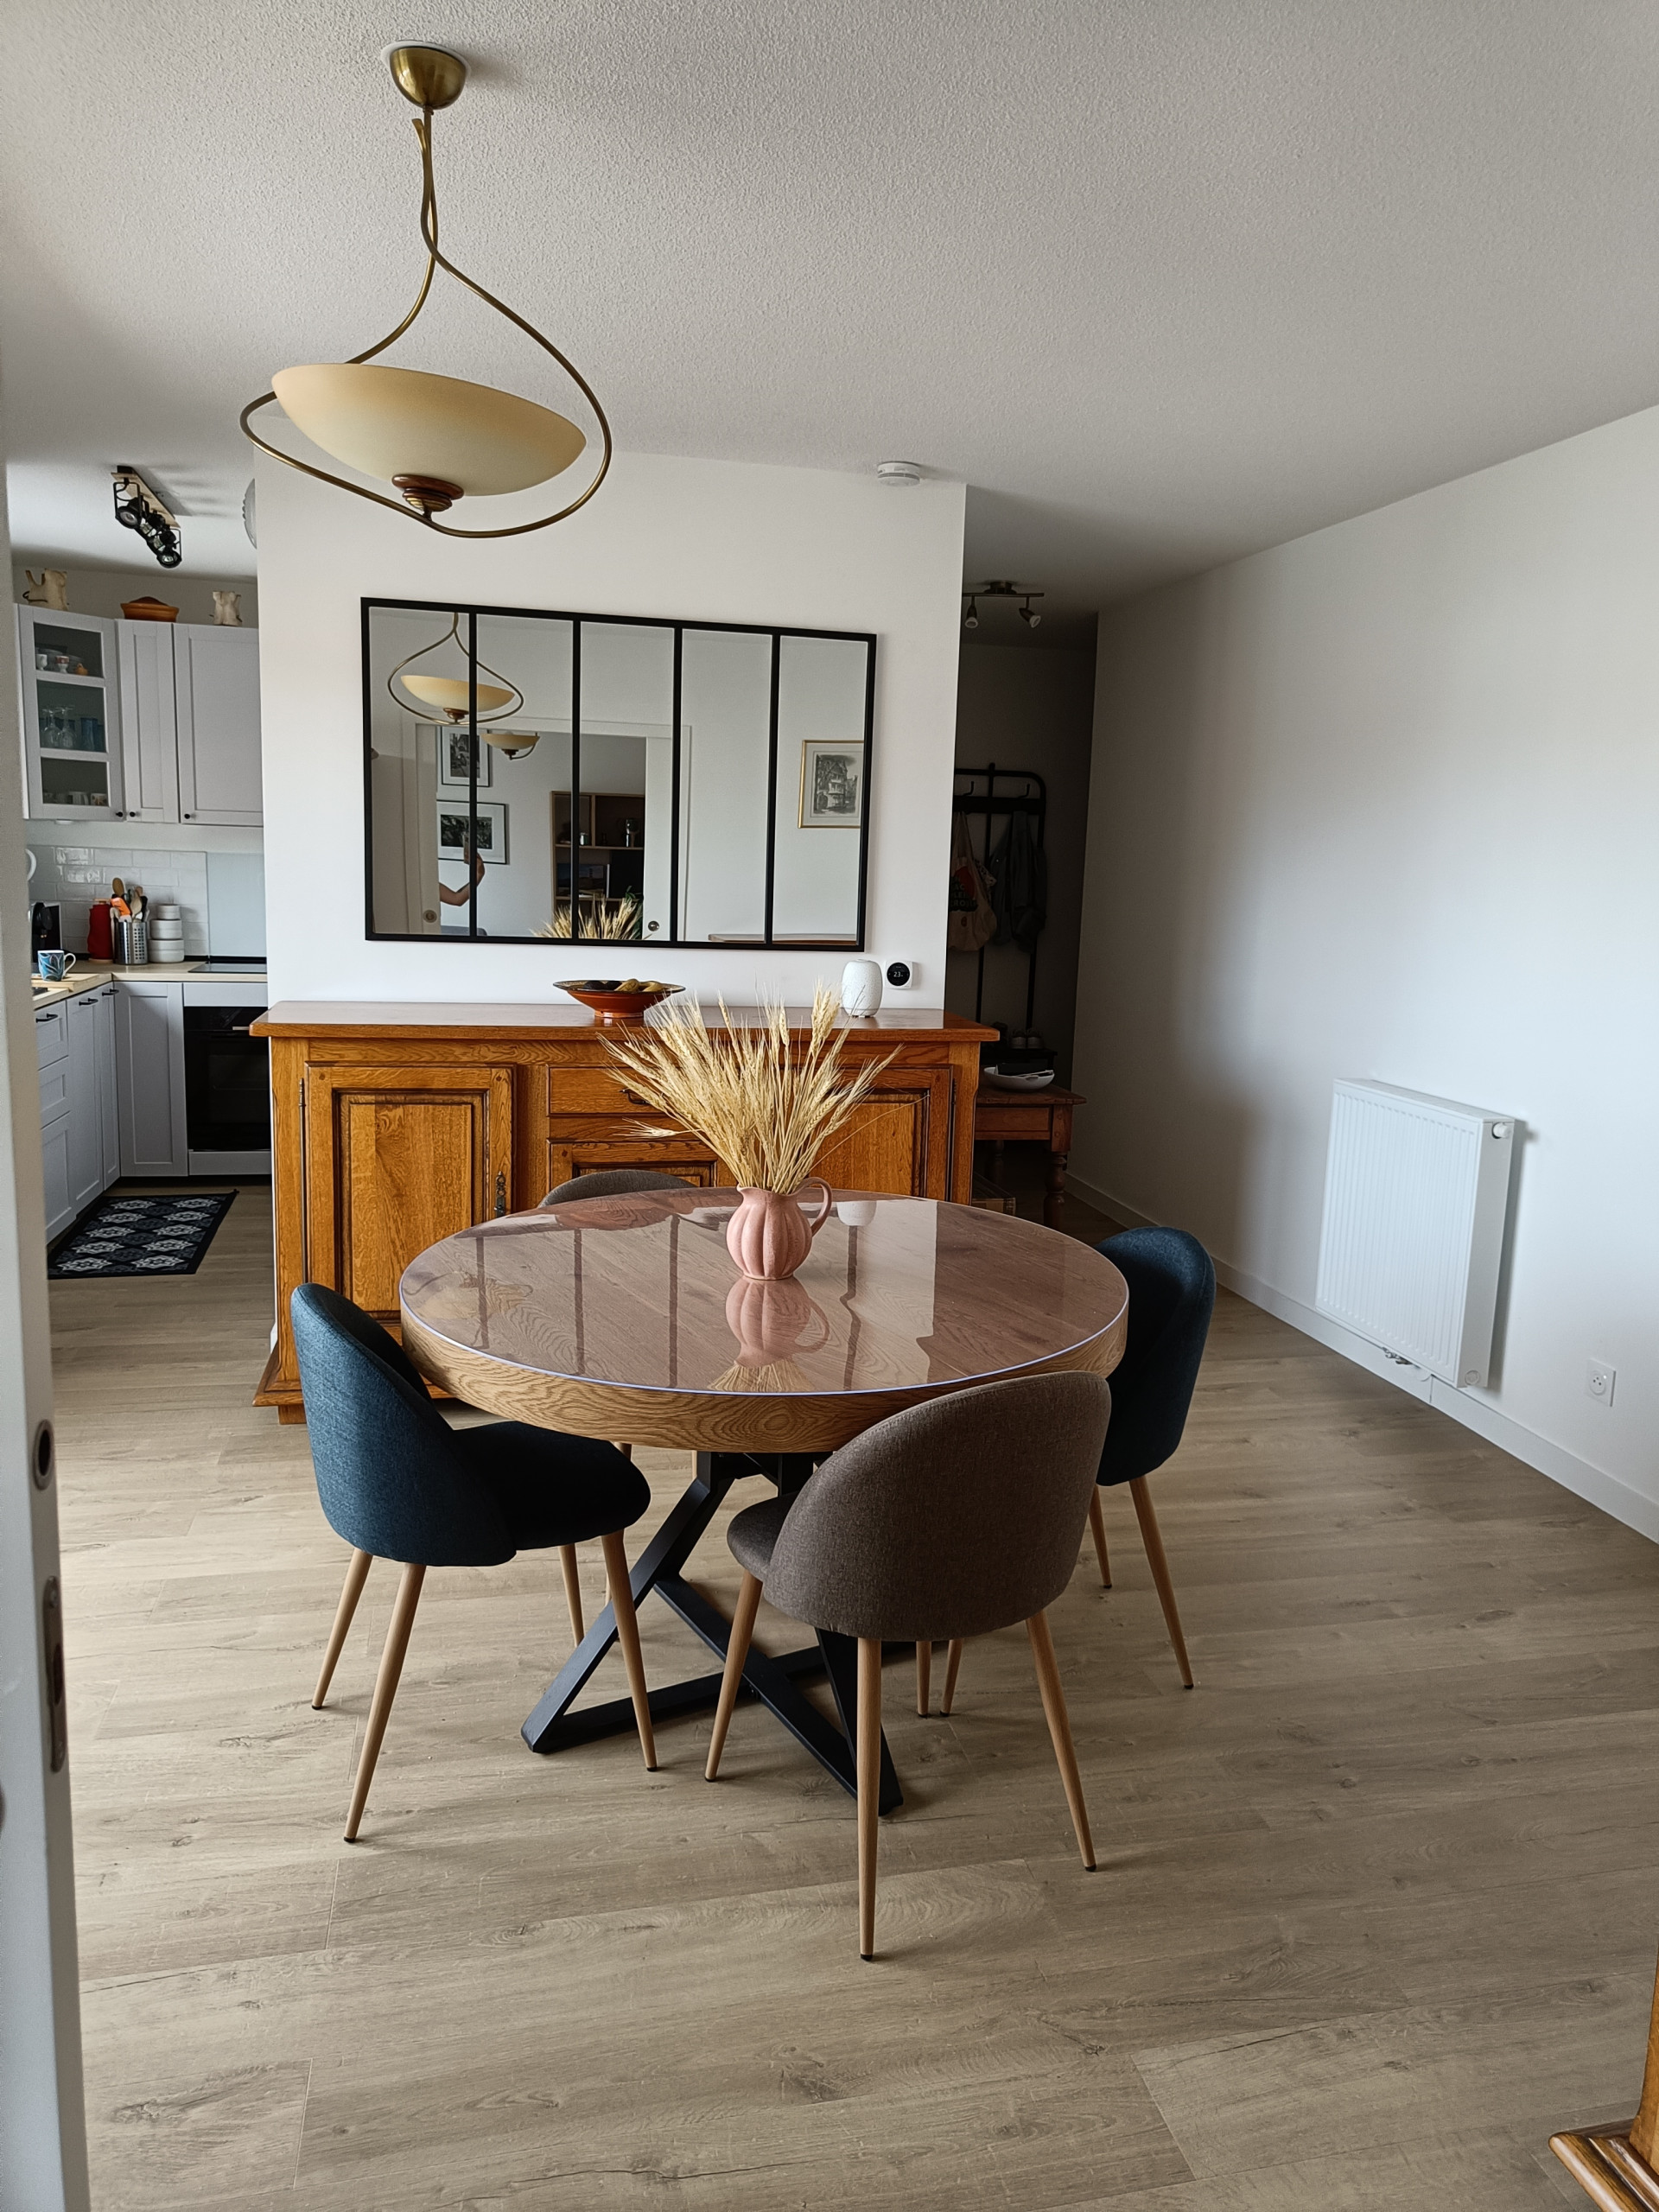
813,1070,955,1198
307,1064,515,1318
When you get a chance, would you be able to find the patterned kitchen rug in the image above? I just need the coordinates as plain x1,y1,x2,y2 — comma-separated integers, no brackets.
48,1191,236,1278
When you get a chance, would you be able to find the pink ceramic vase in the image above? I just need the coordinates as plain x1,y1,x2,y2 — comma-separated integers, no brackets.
725,1179,834,1281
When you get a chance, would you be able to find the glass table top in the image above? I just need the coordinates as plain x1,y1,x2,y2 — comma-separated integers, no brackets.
400,1190,1128,1400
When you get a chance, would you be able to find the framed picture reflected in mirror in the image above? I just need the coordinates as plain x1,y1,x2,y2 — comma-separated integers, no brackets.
799,740,863,828
436,800,509,865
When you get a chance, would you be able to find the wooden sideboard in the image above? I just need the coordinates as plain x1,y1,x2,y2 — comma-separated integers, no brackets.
250,1001,995,1421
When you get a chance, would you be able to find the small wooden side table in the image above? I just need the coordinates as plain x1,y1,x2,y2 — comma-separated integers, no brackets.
974,1084,1085,1227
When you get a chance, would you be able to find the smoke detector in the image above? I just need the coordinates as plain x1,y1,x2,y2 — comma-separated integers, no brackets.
875,461,923,487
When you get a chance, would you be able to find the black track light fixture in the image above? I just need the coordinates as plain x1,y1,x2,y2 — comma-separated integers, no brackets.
963,579,1045,632
112,467,182,567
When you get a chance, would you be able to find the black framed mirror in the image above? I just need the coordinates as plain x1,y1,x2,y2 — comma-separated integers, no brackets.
363,598,875,949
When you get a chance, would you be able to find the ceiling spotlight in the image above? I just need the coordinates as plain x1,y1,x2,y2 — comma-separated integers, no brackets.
242,44,610,540
963,580,1045,630
876,461,923,488
112,467,182,568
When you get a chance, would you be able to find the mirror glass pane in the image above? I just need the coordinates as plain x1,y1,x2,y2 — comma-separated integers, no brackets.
366,603,871,947
771,634,867,944
572,622,673,948
677,627,772,945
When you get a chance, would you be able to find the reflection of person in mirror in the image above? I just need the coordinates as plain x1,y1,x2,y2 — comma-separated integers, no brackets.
439,836,486,906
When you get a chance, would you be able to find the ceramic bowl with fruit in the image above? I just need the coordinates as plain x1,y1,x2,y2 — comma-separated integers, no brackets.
557,978,684,1023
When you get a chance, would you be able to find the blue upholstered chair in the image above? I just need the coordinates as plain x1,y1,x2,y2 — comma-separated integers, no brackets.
292,1283,657,1840
1078,1226,1216,1688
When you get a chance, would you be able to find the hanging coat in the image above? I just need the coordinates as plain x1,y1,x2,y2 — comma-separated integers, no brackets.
947,810,998,951
988,807,1047,954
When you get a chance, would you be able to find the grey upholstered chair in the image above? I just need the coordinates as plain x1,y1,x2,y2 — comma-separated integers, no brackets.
704,1370,1112,1959
537,1168,689,1637
293,1284,658,1840
540,1167,690,1206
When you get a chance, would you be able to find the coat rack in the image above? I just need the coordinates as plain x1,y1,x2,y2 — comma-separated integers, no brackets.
951,762,1047,1031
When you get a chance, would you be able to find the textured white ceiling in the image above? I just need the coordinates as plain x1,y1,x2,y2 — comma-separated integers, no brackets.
6,1,1659,630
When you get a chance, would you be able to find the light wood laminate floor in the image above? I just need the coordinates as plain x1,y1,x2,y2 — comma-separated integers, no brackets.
53,1180,1651,2209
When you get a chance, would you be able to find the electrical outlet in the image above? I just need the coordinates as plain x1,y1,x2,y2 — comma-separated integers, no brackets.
1586,1359,1616,1407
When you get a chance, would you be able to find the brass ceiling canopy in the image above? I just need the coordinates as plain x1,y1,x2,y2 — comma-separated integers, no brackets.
241,45,612,538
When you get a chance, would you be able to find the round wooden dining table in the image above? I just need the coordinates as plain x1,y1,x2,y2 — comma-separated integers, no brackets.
400,1188,1128,1807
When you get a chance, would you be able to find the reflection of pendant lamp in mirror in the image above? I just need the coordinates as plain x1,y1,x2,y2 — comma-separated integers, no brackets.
386,613,524,725
241,45,611,538
483,728,541,760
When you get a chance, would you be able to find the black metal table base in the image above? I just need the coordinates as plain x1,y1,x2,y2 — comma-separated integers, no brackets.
520,1452,903,1813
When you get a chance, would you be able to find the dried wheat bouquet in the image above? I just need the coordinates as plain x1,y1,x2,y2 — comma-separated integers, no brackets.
601,985,895,1193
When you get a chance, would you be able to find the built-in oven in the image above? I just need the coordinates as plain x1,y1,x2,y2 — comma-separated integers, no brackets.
183,1006,270,1175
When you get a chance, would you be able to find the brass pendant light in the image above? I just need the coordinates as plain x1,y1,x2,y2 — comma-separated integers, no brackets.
242,45,612,537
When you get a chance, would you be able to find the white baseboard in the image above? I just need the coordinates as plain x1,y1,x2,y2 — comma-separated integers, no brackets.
1068,1175,1659,1545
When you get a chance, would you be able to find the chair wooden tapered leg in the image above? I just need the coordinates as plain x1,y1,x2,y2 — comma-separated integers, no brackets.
705,1571,762,1781
344,1560,424,1841
916,1639,932,1714
1026,1609,1096,1870
1128,1475,1193,1687
1088,1488,1112,1586
314,1548,372,1708
601,1529,657,1770
857,1637,882,1960
941,1637,964,1716
558,1546,585,1649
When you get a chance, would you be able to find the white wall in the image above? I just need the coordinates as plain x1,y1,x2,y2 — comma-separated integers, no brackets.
258,452,965,1004
1073,401,1659,1535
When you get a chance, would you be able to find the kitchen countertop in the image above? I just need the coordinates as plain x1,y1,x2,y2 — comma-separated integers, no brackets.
28,961,269,1010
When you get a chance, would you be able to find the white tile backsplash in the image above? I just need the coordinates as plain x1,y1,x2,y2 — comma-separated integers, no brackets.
29,843,212,956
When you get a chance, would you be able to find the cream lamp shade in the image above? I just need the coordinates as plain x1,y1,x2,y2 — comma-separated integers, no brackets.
483,728,541,756
399,674,516,718
270,363,586,497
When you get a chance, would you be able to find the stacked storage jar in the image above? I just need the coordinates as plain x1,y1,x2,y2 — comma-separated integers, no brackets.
149,904,185,963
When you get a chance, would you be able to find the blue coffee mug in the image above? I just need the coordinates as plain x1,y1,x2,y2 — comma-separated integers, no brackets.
36,950,76,982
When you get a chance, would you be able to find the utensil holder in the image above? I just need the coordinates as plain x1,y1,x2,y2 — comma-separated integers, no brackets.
114,915,148,965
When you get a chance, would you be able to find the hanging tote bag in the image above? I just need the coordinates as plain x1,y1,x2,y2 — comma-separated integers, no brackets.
947,811,998,951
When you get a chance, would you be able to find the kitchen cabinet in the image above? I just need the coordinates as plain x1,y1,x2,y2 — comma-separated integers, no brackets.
115,979,188,1177
175,625,261,824
36,982,121,1243
95,985,120,1185
251,1001,994,1421
114,619,181,822
16,607,125,823
16,609,260,825
36,1002,73,1240
67,988,102,1214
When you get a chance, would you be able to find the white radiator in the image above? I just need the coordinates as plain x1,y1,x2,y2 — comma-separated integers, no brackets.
1315,1080,1517,1388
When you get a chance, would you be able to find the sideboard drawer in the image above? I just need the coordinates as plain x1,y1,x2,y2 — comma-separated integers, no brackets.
546,1063,643,1115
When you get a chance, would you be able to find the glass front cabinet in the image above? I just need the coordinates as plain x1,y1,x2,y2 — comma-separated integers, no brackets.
17,607,125,821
